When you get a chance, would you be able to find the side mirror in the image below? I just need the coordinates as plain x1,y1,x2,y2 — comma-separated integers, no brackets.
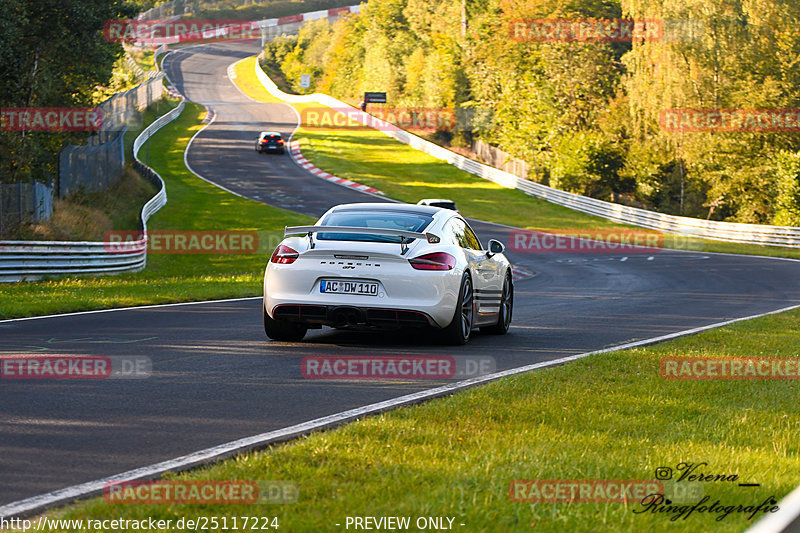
487,239,505,256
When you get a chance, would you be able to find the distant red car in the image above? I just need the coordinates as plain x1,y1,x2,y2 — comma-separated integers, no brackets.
255,131,285,154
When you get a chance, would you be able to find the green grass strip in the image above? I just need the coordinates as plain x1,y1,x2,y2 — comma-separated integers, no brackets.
41,308,800,532
234,57,800,260
0,102,312,319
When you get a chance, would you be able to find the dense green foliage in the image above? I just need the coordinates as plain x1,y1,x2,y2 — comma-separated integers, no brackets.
0,0,136,184
265,0,800,225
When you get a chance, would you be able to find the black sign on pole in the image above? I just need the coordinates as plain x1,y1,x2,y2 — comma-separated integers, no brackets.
364,92,387,104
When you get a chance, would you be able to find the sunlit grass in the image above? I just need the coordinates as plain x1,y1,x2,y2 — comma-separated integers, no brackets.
7,55,800,533
37,308,800,532
0,102,312,319
127,47,155,72
236,57,800,260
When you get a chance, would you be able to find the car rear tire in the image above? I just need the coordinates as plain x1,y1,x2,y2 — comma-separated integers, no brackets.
264,307,307,341
442,273,474,345
481,271,513,335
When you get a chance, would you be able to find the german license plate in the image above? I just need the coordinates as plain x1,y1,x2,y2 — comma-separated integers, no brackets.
320,280,378,296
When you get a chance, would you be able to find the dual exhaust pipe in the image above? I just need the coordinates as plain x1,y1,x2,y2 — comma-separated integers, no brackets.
329,306,365,326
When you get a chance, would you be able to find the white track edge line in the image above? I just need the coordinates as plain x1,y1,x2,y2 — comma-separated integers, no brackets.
5,53,797,321
168,46,250,199
244,58,800,262
227,57,395,203
468,210,800,263
183,107,249,199
747,483,800,533
0,297,262,324
3,301,800,520
223,57,388,202
233,52,800,262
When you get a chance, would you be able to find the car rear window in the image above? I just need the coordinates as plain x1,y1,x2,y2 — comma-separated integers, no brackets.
317,211,433,243
263,134,281,140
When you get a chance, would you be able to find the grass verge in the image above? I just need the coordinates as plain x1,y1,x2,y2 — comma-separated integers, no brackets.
0,166,156,242
123,97,181,162
36,308,800,532
239,57,800,260
6,168,157,242
127,47,155,72
0,101,313,319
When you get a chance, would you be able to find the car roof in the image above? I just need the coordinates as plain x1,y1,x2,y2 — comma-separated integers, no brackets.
328,202,449,217
418,198,455,204
259,131,282,136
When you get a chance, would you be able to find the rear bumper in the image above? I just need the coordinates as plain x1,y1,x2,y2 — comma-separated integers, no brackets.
263,246,464,328
271,304,435,329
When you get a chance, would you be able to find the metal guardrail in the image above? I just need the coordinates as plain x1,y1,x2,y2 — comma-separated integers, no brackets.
154,44,168,69
0,5,358,282
0,100,184,282
133,5,360,47
254,62,800,248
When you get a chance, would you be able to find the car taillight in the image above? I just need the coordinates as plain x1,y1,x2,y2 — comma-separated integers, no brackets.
271,245,299,264
277,139,284,143
408,252,455,271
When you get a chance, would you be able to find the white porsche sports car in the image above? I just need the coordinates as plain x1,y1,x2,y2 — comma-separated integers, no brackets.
262,203,513,344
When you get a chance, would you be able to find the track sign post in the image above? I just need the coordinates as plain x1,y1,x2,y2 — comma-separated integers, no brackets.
300,74,311,88
364,92,387,104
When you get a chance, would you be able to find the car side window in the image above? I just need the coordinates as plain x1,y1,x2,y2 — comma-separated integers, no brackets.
463,222,482,250
447,218,466,247
448,218,481,250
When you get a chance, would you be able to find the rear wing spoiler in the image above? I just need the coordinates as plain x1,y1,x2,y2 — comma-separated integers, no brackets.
284,225,428,255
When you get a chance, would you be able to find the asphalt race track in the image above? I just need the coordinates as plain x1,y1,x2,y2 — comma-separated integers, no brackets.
2,40,800,508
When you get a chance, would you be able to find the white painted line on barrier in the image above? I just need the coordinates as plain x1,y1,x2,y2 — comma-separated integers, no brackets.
3,302,800,519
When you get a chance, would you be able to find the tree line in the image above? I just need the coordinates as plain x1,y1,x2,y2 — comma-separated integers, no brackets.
264,0,800,225
0,0,137,185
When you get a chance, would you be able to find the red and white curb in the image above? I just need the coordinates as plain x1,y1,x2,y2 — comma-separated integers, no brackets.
288,140,383,195
511,264,535,282
165,85,182,99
